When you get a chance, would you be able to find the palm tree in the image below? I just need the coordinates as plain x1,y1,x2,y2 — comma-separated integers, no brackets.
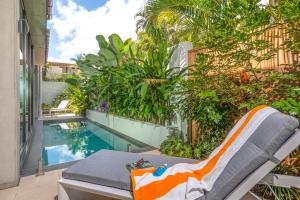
136,0,286,47
136,0,221,46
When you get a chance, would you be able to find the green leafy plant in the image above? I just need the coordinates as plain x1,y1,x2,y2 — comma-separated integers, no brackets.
64,1,299,198
72,33,185,124
65,76,88,115
41,103,50,110
160,136,192,158
193,129,224,160
149,1,299,198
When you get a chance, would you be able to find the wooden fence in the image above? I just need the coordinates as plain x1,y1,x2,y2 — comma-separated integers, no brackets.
188,24,300,144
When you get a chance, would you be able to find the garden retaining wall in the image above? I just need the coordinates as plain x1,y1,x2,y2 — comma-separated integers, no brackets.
86,110,170,148
41,81,67,104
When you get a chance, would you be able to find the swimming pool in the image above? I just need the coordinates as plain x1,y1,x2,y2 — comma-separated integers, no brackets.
42,120,148,166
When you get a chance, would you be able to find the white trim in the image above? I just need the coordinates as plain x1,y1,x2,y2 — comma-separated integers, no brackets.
58,178,133,200
260,174,300,189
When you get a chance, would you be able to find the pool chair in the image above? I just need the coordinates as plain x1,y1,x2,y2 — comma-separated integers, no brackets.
49,100,71,116
58,107,300,200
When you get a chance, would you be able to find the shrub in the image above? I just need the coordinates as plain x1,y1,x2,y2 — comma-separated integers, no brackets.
160,136,192,158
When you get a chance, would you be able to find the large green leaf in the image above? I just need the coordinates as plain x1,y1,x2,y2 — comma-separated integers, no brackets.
65,77,79,86
109,34,124,53
96,34,108,49
124,38,133,47
140,83,148,100
86,54,103,64
99,49,115,60
123,39,134,57
99,49,118,66
77,63,99,77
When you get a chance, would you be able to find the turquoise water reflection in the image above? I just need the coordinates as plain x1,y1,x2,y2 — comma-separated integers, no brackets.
42,121,144,166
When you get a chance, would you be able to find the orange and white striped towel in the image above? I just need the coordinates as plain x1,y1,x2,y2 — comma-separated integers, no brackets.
131,105,277,200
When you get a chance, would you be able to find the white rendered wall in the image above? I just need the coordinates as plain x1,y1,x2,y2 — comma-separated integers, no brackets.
169,42,193,141
0,0,20,189
86,110,170,148
41,81,67,104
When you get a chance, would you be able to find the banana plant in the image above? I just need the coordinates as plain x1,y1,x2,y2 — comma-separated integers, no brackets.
69,33,185,124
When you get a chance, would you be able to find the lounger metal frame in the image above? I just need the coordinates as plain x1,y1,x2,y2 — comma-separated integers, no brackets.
226,129,300,200
49,108,72,116
58,129,300,200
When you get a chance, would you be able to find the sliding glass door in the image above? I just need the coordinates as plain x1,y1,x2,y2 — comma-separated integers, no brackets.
19,4,26,148
19,1,34,154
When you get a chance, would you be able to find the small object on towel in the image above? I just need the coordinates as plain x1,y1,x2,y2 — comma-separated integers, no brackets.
153,164,168,177
126,158,153,172
136,158,145,168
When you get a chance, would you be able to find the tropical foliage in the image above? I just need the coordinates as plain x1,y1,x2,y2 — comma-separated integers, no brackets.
153,0,299,154
65,76,88,114
64,0,299,198
160,136,192,158
67,33,184,124
152,0,299,198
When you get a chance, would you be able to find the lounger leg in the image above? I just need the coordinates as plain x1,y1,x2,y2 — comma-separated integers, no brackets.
262,181,280,200
58,183,70,200
247,191,262,200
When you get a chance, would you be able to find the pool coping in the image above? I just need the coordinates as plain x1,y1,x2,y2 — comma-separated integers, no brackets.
42,116,86,123
87,119,156,151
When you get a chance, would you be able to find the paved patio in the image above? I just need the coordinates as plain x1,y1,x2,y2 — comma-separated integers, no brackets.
0,150,161,200
0,169,120,200
0,169,62,200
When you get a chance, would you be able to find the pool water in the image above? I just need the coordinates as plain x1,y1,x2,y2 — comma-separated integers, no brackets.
42,120,146,166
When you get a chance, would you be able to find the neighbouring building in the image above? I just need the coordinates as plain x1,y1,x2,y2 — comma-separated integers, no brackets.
0,0,50,189
44,61,79,81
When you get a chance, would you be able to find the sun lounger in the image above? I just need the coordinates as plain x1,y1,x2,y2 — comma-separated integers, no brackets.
49,100,71,116
58,107,299,200
59,123,70,130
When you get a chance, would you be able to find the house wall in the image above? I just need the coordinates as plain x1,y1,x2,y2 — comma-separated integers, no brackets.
41,81,67,104
0,0,20,189
86,110,170,148
169,42,193,141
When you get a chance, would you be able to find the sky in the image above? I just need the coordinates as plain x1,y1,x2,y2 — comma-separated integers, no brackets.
48,0,269,63
47,0,146,63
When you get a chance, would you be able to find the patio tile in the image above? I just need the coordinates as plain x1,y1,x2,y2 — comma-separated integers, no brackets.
0,188,17,200
15,171,59,194
14,185,57,200
57,169,65,179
